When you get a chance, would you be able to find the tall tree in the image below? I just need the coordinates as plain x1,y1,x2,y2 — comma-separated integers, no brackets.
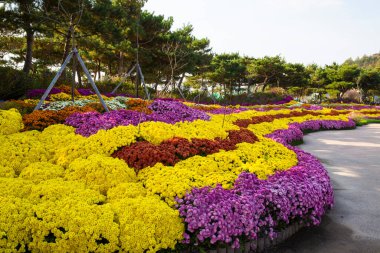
282,63,309,89
357,68,380,101
0,0,45,74
208,53,246,96
159,25,211,96
247,56,286,92
325,64,360,99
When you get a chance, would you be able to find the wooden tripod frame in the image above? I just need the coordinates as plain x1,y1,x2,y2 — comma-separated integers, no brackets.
34,47,109,112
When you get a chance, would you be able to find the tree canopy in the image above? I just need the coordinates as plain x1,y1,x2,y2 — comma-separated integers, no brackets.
0,0,379,102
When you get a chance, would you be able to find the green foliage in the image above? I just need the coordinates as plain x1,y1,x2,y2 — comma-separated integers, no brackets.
0,66,57,99
288,86,304,97
0,1,379,104
0,66,30,99
357,68,380,95
207,53,246,96
345,52,380,69
0,100,34,115
247,55,286,90
326,81,354,93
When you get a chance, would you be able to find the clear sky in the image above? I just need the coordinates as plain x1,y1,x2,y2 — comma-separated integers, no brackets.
143,0,380,66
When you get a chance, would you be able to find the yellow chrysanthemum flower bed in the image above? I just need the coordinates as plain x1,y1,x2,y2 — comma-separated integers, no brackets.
138,139,298,206
0,105,376,252
112,196,184,253
0,109,24,135
247,114,350,137
19,162,65,183
65,154,137,195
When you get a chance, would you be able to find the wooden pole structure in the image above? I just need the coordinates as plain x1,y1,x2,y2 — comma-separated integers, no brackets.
34,52,74,111
71,24,76,103
34,47,109,112
76,48,109,112
111,65,136,94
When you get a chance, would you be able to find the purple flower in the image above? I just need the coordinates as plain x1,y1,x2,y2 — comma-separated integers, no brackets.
65,100,210,136
76,88,95,96
176,119,356,248
26,88,61,98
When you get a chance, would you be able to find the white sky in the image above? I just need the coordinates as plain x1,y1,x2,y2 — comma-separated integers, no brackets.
143,0,380,66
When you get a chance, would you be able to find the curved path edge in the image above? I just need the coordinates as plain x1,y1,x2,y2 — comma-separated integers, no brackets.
199,120,355,253
275,124,380,253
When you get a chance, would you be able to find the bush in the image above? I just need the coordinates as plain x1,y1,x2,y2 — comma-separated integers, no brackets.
268,87,287,95
95,78,154,98
0,67,30,99
342,89,361,103
0,67,56,100
111,196,184,252
0,100,35,115
185,92,291,105
19,162,65,183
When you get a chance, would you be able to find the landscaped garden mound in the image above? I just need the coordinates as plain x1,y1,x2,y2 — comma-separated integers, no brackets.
0,94,379,252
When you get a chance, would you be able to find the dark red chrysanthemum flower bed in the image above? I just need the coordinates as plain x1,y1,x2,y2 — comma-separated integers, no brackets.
234,110,345,128
112,129,259,171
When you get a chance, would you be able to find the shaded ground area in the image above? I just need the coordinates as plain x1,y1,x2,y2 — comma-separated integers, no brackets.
273,124,380,253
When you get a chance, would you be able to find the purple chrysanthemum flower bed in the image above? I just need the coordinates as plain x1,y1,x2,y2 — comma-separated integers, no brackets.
65,110,146,136
177,148,333,248
76,88,95,96
65,100,210,136
272,95,294,105
26,88,62,99
177,119,355,249
148,99,210,123
267,119,356,145
307,105,324,110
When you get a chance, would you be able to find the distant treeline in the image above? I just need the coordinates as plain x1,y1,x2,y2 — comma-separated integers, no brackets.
0,1,379,103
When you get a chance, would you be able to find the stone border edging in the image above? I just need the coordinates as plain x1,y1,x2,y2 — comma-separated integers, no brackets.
206,222,304,253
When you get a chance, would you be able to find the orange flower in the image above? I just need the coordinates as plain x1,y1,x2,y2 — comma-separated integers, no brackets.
22,106,95,131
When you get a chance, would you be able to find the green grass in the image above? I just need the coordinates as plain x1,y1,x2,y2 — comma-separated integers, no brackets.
356,119,380,126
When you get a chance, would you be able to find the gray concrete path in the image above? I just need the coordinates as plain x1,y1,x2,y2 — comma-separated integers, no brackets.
273,124,380,253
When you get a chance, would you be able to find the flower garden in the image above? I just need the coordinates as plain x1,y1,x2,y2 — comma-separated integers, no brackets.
1,87,380,252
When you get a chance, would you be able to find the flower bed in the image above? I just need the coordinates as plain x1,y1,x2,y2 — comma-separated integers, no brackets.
65,100,210,136
0,99,379,252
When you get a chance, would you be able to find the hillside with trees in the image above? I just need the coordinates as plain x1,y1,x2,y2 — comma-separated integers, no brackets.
345,53,380,69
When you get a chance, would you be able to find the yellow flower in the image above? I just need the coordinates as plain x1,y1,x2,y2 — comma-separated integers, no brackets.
0,166,15,178
138,139,298,206
112,196,184,253
0,178,34,199
19,162,65,183
65,154,137,195
28,199,120,253
107,182,147,202
28,179,105,205
0,109,23,135
0,196,33,252
49,92,72,101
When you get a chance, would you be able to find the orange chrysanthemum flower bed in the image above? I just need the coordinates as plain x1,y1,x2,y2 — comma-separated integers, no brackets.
22,106,96,131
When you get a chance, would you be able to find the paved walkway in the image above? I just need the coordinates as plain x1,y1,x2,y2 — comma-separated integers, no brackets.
274,124,380,253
